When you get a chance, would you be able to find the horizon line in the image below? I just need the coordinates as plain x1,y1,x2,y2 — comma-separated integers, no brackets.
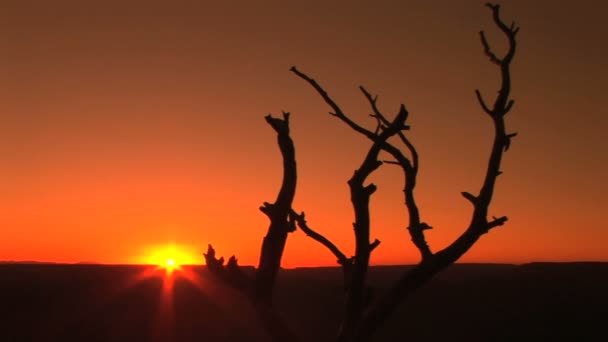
2,260,607,268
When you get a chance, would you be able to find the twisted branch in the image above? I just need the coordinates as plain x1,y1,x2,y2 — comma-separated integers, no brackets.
358,86,431,260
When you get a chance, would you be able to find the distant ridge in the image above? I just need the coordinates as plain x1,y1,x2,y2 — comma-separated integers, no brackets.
522,261,608,266
0,261,57,264
292,262,608,271
293,263,518,270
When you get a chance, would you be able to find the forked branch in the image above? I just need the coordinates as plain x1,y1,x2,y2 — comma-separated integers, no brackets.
354,4,520,341
359,87,418,171
292,66,435,341
358,86,431,261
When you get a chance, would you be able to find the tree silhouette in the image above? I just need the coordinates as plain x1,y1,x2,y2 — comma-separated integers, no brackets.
204,3,519,342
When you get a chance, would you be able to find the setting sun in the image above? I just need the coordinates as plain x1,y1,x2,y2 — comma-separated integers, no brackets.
140,244,199,268
163,258,178,272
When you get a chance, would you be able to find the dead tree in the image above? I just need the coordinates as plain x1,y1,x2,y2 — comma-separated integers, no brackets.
204,112,302,341
205,3,519,342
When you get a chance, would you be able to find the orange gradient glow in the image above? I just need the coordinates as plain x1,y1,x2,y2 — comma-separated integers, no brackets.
1,1,607,266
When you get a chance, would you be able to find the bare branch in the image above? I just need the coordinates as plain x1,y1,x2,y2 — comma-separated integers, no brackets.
358,87,431,261
474,2,519,203
359,86,384,122
504,132,518,152
435,1,518,254
461,191,478,205
289,209,349,265
294,63,439,341
486,3,519,109
504,99,515,114
360,86,419,170
479,30,502,65
486,215,508,232
398,125,419,170
475,89,493,115
259,201,273,216
255,112,298,304
356,6,520,340
291,66,375,139
381,159,400,165
369,238,381,253
363,183,378,196
292,66,430,271
487,3,520,48
371,114,383,135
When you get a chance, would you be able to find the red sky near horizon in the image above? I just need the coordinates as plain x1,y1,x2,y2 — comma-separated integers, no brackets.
1,0,607,267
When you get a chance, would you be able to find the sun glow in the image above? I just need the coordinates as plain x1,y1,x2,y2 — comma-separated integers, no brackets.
142,244,199,269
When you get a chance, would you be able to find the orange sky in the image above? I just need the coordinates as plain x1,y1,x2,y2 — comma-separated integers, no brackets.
1,0,607,267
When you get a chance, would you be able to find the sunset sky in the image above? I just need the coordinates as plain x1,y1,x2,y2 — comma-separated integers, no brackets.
1,0,606,267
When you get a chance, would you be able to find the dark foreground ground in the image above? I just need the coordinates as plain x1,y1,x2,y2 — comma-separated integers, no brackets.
0,262,606,341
